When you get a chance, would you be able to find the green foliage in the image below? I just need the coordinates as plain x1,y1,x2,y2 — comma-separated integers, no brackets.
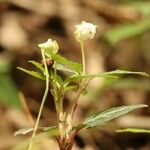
50,71,64,86
14,128,34,136
0,74,21,108
0,61,11,73
103,78,150,91
130,2,150,17
55,63,77,73
65,72,117,83
65,70,149,83
82,104,148,129
17,22,149,149
64,85,78,92
17,67,45,80
116,128,150,133
104,70,149,77
46,52,82,74
0,61,21,108
17,44,149,150
14,126,59,136
103,19,150,45
43,126,59,136
28,60,45,72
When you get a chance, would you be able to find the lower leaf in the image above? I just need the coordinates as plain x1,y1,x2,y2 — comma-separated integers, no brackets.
14,126,59,136
82,104,148,129
116,128,150,133
17,67,45,80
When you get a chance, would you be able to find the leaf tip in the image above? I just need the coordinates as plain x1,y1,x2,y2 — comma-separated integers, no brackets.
143,72,149,77
141,104,148,108
17,67,22,70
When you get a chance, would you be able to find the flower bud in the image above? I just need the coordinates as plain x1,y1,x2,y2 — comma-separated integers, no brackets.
75,21,97,42
38,39,59,53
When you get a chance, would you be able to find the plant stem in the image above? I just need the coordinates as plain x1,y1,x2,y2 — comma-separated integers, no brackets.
52,62,65,139
70,79,91,119
70,41,89,119
80,41,86,75
27,49,49,150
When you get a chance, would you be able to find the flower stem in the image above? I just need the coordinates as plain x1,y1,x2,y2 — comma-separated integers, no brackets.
27,49,49,150
80,41,85,75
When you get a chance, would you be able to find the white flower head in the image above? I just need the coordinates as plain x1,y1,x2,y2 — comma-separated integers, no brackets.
38,39,59,53
75,21,97,42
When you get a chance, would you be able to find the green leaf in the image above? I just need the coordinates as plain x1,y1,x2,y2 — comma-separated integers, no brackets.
0,61,21,108
116,128,150,133
65,70,149,83
43,126,59,136
0,74,21,108
103,19,150,45
131,2,150,17
14,126,59,136
28,60,44,72
55,63,77,73
0,61,11,73
83,104,148,129
46,52,82,74
17,67,45,80
106,70,149,77
103,78,150,91
14,128,34,136
64,85,78,92
50,71,64,87
65,73,117,83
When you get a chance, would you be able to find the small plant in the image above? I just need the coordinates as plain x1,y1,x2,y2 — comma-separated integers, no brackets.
16,21,149,150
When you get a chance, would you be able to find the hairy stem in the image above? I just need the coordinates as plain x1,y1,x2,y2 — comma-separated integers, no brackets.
27,49,49,150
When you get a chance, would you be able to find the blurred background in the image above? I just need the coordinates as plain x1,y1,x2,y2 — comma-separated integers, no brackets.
0,0,150,150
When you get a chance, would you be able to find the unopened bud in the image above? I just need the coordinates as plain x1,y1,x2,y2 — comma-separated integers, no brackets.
38,39,59,53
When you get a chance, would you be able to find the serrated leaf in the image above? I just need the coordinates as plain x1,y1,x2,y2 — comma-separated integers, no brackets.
17,67,45,80
14,126,59,136
83,104,148,129
65,70,149,83
116,128,150,133
28,60,44,72
46,52,82,74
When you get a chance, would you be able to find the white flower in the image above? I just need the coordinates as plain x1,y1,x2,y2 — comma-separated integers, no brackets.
75,21,97,42
38,39,59,53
